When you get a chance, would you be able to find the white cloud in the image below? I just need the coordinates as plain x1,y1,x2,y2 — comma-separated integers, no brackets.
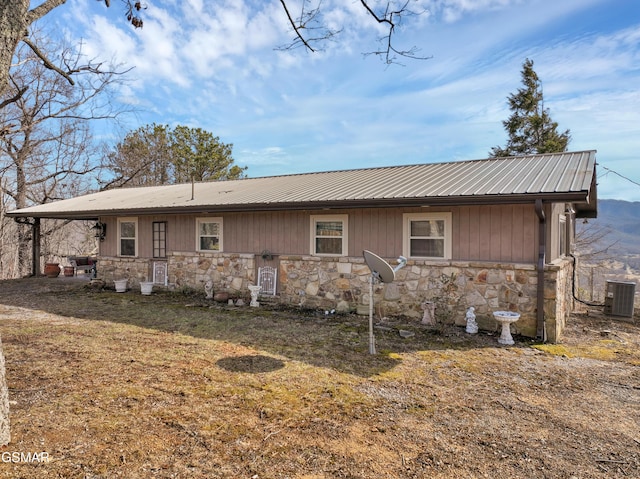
43,0,640,200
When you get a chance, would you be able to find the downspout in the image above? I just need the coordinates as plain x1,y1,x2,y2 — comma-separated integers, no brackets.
535,199,546,342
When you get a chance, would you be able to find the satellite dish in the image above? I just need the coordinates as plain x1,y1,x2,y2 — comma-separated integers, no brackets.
363,250,395,283
362,250,407,355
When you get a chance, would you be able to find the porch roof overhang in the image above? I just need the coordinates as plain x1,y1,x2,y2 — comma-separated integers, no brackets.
7,150,598,220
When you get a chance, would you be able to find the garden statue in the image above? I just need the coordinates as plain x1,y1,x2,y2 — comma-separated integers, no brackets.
204,279,214,299
248,284,262,307
421,301,436,325
465,307,478,334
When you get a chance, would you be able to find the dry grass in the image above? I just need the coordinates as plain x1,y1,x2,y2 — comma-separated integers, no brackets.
0,277,639,478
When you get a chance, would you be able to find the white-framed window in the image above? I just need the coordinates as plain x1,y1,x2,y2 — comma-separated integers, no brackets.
196,217,223,252
403,212,452,259
310,214,348,256
118,217,138,257
559,214,567,257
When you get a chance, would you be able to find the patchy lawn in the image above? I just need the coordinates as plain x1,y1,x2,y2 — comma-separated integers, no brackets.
0,277,639,478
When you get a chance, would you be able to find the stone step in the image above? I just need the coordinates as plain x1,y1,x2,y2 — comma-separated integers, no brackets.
258,294,280,307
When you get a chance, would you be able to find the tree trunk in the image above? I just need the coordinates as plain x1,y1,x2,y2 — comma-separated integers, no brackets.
0,336,9,446
0,0,68,98
0,0,29,98
15,148,31,276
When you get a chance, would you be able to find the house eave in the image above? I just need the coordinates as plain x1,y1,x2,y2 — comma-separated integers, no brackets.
6,192,595,219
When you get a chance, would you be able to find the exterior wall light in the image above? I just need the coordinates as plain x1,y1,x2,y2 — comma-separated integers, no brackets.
92,222,106,241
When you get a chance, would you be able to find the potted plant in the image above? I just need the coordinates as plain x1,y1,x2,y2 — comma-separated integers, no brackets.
140,280,154,295
44,262,61,278
114,278,128,293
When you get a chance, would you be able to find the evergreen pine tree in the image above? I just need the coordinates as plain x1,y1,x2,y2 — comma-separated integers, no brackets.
490,59,570,157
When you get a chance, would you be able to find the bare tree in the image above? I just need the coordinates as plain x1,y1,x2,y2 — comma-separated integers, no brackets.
0,1,143,101
573,221,617,304
0,31,127,277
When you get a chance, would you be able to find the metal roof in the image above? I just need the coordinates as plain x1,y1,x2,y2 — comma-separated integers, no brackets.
7,150,597,220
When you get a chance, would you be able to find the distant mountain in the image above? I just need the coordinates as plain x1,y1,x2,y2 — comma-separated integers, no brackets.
584,199,640,256
575,200,639,302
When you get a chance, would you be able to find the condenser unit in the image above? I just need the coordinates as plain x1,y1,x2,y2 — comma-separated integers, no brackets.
603,280,636,318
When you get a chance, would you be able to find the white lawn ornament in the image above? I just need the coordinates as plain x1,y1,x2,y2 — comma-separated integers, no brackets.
248,284,262,307
465,306,478,334
421,301,436,325
204,279,214,299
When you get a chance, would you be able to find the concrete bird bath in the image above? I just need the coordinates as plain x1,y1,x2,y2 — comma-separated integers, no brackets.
248,285,262,307
493,311,520,345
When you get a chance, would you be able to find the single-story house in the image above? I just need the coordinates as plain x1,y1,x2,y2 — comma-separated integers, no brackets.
8,150,598,342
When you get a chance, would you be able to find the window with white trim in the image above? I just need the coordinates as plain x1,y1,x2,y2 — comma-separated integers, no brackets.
310,215,348,256
118,217,138,257
559,214,567,257
196,217,223,252
403,212,452,259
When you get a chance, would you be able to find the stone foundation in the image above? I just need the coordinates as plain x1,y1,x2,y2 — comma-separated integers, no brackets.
275,255,573,342
543,258,574,343
96,253,574,342
276,256,540,336
97,253,256,296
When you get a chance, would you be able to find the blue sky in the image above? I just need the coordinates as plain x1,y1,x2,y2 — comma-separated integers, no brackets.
45,0,640,201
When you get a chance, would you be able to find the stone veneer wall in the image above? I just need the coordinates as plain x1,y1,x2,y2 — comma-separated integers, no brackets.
276,255,575,342
277,255,540,337
97,253,574,342
543,258,574,343
98,253,256,295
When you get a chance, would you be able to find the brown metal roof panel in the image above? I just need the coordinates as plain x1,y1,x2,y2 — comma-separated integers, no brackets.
434,158,521,196
467,159,518,195
7,150,597,218
375,164,441,198
517,153,571,194
548,156,578,193
567,151,597,191
534,151,593,194
402,161,475,197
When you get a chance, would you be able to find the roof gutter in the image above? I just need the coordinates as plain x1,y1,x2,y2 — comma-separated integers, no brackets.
535,199,547,342
5,192,593,220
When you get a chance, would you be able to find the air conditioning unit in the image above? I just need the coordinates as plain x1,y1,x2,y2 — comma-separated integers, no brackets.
603,280,636,318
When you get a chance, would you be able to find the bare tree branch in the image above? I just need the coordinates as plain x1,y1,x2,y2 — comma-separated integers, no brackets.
277,0,429,64
360,0,432,64
24,0,68,25
0,87,27,111
279,0,316,52
22,37,75,85
276,0,343,52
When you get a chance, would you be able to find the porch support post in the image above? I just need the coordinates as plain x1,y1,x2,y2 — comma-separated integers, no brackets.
535,199,546,341
32,218,41,277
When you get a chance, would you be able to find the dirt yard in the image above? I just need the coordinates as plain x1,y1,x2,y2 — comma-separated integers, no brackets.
0,276,638,478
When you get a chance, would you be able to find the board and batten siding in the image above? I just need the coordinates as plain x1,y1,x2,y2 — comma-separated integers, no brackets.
98,204,539,264
455,204,537,263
